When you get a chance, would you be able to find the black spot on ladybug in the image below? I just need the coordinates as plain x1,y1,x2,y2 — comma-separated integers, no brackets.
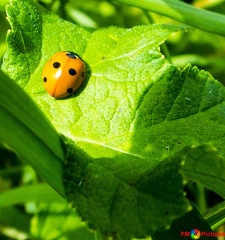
67,88,73,94
43,77,47,82
66,52,77,59
53,62,60,68
69,68,76,76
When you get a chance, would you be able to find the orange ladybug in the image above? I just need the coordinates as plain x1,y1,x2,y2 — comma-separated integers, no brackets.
42,51,86,98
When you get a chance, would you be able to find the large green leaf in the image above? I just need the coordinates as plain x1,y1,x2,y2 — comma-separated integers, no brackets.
2,0,225,239
152,203,218,240
183,144,225,198
63,139,190,240
131,64,225,159
2,0,190,158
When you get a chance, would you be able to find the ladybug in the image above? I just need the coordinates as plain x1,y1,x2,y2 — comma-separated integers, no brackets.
42,51,86,98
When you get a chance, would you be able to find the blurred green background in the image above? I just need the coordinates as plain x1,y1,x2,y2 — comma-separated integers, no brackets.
1,0,225,239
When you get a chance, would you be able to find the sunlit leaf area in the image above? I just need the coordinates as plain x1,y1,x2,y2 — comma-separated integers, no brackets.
1,0,225,239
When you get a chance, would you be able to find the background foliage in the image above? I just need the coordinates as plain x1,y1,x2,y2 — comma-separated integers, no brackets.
1,0,225,240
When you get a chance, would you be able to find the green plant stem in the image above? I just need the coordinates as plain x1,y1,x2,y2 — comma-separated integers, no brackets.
143,10,173,64
202,201,225,230
197,183,207,213
113,0,225,37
